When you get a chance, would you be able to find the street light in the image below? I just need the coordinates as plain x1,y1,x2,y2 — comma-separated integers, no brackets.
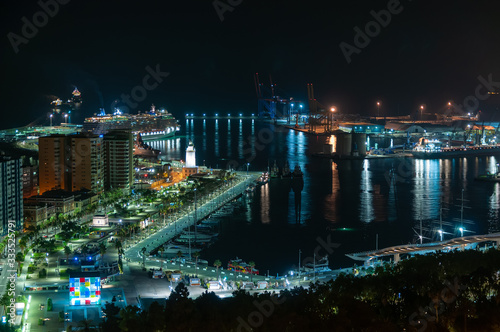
376,101,381,117
438,229,443,242
420,105,424,120
330,107,336,132
459,227,464,237
49,114,53,127
64,113,68,124
246,163,250,176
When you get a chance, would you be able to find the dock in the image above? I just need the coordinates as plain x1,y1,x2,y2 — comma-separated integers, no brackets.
124,172,264,276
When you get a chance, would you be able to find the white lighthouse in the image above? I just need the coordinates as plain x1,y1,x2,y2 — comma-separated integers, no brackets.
186,140,196,168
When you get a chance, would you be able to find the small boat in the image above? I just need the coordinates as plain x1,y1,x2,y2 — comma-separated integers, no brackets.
162,245,201,255
257,172,270,184
475,172,500,182
302,255,330,273
270,161,280,178
202,218,221,225
227,257,259,275
181,231,218,238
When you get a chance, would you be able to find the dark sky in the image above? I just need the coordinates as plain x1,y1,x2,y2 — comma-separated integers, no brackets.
1,0,500,129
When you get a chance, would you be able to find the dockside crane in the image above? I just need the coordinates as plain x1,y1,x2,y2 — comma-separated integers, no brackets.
307,83,329,132
254,73,302,120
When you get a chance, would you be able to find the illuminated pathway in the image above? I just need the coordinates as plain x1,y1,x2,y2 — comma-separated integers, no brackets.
346,232,500,263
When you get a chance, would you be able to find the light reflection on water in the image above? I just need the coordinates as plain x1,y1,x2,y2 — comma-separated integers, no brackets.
147,119,500,274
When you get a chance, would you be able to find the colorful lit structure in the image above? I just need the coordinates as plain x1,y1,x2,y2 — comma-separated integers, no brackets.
69,272,101,305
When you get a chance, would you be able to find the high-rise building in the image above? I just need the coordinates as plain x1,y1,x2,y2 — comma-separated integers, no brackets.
22,164,39,198
38,133,104,195
0,156,23,234
70,134,104,194
39,135,71,193
103,130,133,191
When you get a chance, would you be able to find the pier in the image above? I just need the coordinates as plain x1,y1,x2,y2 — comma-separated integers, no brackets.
124,172,271,280
346,232,500,264
185,114,257,120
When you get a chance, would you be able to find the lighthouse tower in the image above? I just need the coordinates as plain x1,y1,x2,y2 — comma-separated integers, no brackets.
186,140,196,168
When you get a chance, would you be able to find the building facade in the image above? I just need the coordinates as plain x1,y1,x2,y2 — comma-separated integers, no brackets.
70,134,104,194
39,133,104,195
103,130,133,191
38,135,71,194
22,164,39,198
0,156,23,234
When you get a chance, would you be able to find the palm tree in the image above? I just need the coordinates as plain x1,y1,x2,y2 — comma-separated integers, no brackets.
64,245,72,262
99,243,107,270
19,237,27,254
176,250,183,272
114,240,122,259
248,261,256,282
214,259,221,279
193,251,200,273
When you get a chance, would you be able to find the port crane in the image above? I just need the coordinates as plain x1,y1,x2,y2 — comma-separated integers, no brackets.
307,83,330,132
253,73,302,121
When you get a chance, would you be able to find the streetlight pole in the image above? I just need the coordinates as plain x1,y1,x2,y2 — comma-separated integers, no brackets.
420,105,424,121
298,249,301,283
49,114,53,127
313,252,316,282
376,101,381,118
246,163,249,176
330,107,336,132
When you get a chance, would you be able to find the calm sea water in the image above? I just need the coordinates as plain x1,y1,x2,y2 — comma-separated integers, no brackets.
147,118,500,275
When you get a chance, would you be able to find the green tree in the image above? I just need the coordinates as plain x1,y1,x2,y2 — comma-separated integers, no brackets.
15,252,24,274
78,319,96,332
19,236,28,254
119,306,140,332
99,243,107,269
114,240,122,259
64,245,72,262
214,259,222,278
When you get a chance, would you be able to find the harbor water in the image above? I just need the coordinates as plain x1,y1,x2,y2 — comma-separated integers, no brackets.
146,118,500,276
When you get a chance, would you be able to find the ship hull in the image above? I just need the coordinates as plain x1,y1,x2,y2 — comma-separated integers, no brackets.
139,128,178,140
412,146,500,159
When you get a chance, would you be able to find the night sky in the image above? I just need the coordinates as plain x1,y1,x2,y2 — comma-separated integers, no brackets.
1,0,500,129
